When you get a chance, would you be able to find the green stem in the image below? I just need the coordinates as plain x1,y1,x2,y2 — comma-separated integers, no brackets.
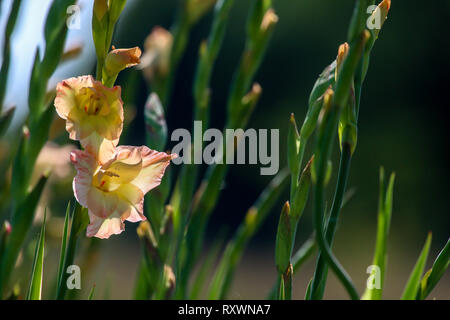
310,143,352,299
0,0,22,110
312,93,358,299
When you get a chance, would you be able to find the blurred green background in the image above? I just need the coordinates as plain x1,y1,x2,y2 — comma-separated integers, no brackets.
2,0,449,299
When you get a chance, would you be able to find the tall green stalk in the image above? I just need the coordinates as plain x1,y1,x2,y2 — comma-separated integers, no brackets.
0,0,22,110
176,0,278,298
309,0,391,299
160,0,217,106
310,26,369,300
208,168,289,299
309,144,352,299
170,0,235,281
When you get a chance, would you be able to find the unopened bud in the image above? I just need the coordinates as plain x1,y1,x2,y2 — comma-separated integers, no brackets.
242,83,262,106
137,221,157,249
336,42,349,80
160,205,174,236
245,207,258,231
261,9,279,32
275,202,292,273
3,221,11,235
231,83,262,128
164,265,176,290
374,0,391,36
141,27,173,81
317,87,334,127
288,113,300,177
22,125,30,139
291,156,313,221
104,47,141,80
0,221,12,255
93,0,108,21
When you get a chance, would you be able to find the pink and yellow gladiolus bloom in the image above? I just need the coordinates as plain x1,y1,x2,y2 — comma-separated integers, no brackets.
71,146,177,239
55,75,124,164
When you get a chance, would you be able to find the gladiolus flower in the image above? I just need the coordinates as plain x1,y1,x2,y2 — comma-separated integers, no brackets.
70,146,177,239
55,75,124,164
103,47,142,85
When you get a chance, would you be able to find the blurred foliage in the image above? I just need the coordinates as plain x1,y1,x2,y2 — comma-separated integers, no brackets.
0,0,448,299
111,0,449,245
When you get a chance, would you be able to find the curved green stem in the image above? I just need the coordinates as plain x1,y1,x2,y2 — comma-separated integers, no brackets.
312,105,358,300
313,170,358,300
310,144,352,299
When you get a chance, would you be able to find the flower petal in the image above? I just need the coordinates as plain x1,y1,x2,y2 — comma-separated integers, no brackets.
70,150,97,208
86,211,125,239
89,84,124,140
55,76,124,151
126,207,146,223
116,184,145,222
86,187,120,219
82,133,118,165
55,76,94,120
129,146,176,194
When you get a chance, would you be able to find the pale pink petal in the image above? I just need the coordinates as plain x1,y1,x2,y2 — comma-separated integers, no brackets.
66,109,94,141
129,146,176,194
126,206,146,223
86,187,119,219
86,211,125,239
115,184,146,222
92,85,124,139
115,145,142,163
82,133,118,165
70,150,97,208
54,76,94,120
55,76,123,149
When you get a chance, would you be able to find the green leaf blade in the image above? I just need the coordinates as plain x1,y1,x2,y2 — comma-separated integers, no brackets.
56,202,89,300
88,285,96,300
362,169,395,300
26,211,47,300
401,233,432,300
418,238,450,299
56,202,71,292
0,175,48,296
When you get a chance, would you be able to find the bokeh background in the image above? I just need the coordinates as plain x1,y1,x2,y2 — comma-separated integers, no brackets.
1,0,449,299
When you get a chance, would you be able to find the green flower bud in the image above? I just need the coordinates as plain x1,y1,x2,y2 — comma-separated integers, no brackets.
103,46,141,86
291,157,313,221
287,114,300,178
275,202,292,274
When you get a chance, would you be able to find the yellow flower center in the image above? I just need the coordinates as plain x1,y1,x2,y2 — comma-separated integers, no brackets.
92,159,143,193
93,170,120,193
77,87,109,116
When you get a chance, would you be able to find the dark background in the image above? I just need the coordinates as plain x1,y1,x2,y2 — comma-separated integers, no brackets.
104,0,450,299
3,0,449,299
